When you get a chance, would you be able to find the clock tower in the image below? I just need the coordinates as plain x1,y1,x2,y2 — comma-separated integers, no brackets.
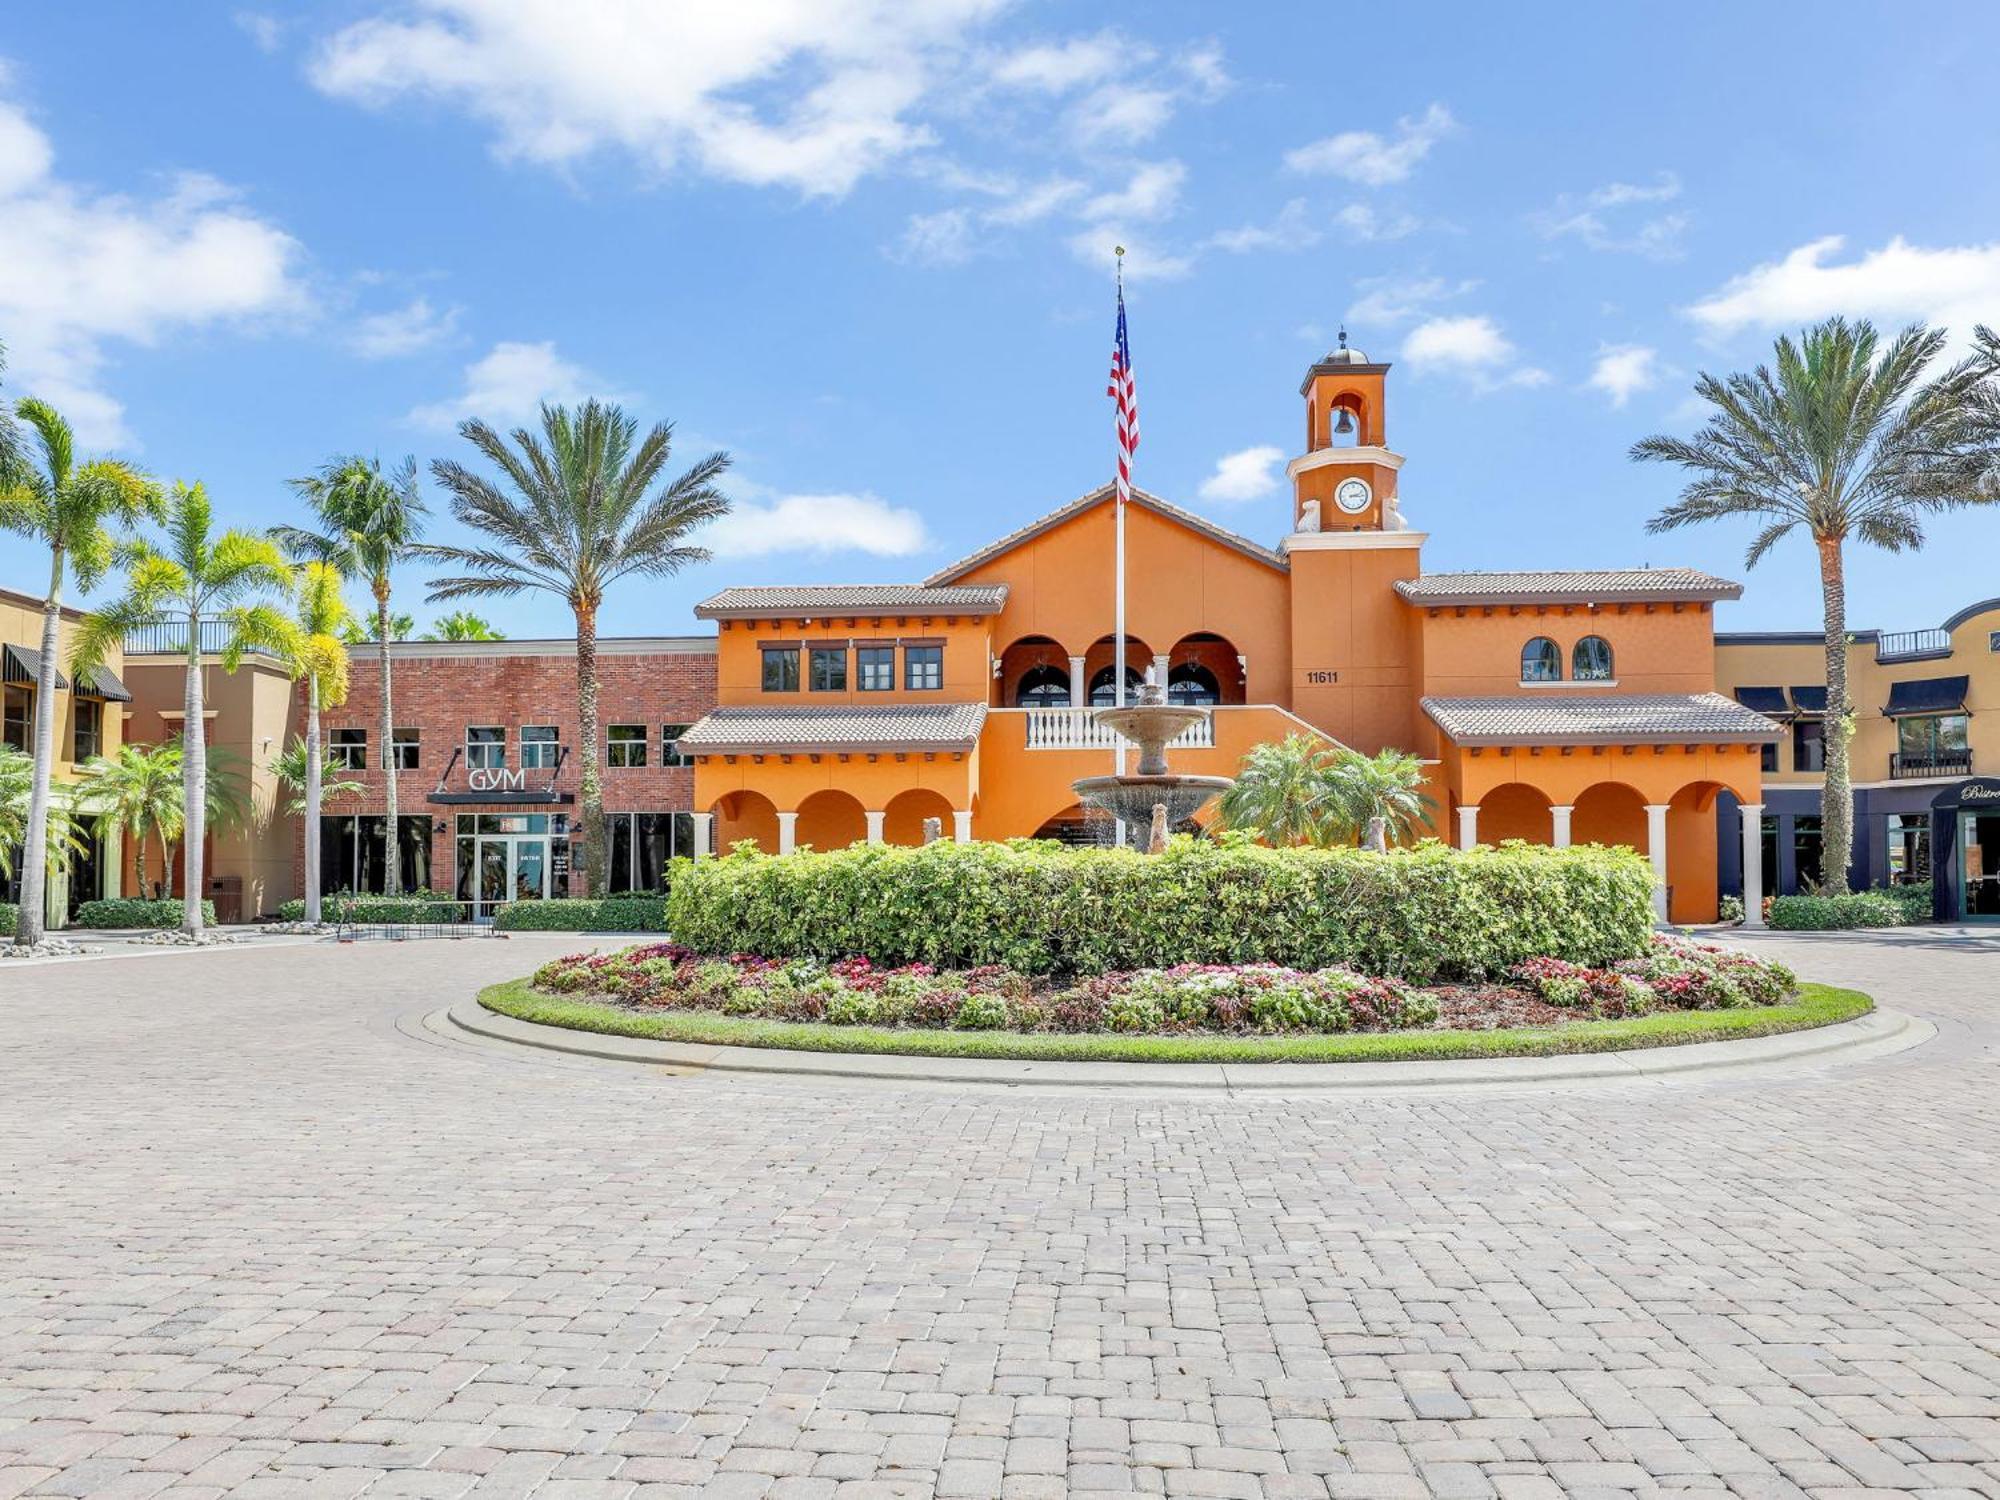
1287,330,1406,535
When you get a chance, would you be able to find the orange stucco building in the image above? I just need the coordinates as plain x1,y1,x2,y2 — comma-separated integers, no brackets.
680,342,1781,925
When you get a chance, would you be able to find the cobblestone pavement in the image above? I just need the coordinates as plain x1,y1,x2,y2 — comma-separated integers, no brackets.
2,927,1997,1499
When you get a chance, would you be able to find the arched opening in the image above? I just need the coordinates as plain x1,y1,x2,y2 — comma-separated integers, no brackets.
712,790,779,854
1521,637,1562,684
1572,635,1614,682
1667,780,1726,924
1084,634,1152,705
883,787,957,847
1326,396,1364,448
1572,781,1648,853
1478,783,1554,846
998,635,1070,708
1168,632,1245,705
1090,664,1144,705
794,789,867,852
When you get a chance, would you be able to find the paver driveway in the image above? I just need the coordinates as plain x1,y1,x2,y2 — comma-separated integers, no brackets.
2,927,1997,1500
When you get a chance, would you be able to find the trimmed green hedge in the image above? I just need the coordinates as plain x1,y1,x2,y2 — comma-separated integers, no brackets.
493,897,667,932
665,839,1657,981
1768,888,1921,931
278,891,463,923
0,902,17,939
73,898,218,929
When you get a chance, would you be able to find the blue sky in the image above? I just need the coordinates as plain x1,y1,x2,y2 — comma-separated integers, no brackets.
4,2,2000,637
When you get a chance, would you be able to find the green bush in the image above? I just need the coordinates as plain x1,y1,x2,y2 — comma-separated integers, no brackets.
665,838,1656,981
277,891,463,923
1768,890,1907,931
1885,881,1933,922
493,896,667,932
0,902,16,939
73,898,218,929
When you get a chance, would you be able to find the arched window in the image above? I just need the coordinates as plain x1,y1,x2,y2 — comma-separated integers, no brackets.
1089,665,1145,706
1521,637,1562,683
1014,664,1071,708
1167,662,1220,705
1572,635,1614,681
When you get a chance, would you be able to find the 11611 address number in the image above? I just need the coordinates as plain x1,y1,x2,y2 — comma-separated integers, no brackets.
1304,670,1340,684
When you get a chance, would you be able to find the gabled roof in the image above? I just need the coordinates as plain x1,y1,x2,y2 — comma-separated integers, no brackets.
923,483,1287,585
695,584,1009,620
1422,692,1781,746
676,703,987,755
1395,568,1741,607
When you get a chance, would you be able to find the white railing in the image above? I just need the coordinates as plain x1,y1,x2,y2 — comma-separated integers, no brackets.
1010,706,1215,751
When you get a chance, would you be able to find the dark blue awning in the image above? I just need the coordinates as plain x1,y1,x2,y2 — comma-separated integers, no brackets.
1789,685,1826,715
1734,686,1791,717
1884,675,1970,716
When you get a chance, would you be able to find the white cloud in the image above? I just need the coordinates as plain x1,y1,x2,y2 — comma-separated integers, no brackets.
891,208,975,266
309,0,1012,199
700,491,930,558
1069,85,1176,147
1536,172,1686,259
1402,315,1547,390
1284,102,1455,187
1688,234,2000,341
1586,344,1660,407
235,11,284,52
1345,273,1477,328
0,87,307,447
1080,160,1184,222
981,175,1084,226
1198,445,1285,503
407,339,618,429
1332,202,1418,243
1205,199,1318,255
348,295,458,358
987,33,1125,93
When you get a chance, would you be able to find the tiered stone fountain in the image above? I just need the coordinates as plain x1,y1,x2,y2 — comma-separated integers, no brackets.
1072,679,1233,851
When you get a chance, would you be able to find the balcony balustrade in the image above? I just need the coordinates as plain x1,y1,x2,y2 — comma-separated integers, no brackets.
1889,749,1972,780
1875,628,1952,663
1010,706,1215,751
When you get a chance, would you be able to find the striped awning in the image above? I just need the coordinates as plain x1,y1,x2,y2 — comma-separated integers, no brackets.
79,664,133,703
1884,675,1970,717
2,642,68,690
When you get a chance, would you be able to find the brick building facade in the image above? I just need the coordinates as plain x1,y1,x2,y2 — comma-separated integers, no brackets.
302,635,716,913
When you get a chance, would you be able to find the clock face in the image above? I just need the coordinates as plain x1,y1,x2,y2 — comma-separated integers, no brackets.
1334,477,1372,514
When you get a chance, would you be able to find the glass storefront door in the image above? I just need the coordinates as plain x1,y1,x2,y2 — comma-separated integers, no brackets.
1962,814,2000,920
456,814,563,919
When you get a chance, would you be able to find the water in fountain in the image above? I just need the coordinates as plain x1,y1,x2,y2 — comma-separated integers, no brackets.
1071,678,1234,848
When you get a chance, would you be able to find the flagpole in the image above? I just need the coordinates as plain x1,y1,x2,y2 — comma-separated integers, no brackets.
1113,248,1128,785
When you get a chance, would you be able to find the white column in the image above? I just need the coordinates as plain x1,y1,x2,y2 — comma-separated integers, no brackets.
1739,803,1764,927
1550,805,1574,849
691,812,712,859
952,810,973,845
864,810,886,845
1456,804,1479,850
1645,803,1671,922
1067,655,1086,707
776,811,798,856
1151,653,1170,690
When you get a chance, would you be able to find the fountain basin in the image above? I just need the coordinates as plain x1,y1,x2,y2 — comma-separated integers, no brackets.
1071,773,1234,830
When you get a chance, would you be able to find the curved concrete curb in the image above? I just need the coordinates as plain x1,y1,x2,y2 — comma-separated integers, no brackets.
435,993,1932,1092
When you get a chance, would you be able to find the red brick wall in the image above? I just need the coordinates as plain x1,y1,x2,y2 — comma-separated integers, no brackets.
291,644,717,899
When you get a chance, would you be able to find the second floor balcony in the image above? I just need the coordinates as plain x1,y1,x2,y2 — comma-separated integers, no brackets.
122,618,282,658
1890,749,1973,780
1009,705,1216,751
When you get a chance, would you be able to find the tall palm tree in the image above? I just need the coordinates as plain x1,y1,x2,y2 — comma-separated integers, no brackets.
231,562,352,923
1326,747,1436,851
274,456,427,896
71,484,290,935
73,742,185,899
422,610,505,641
1218,734,1344,846
341,610,415,644
419,401,729,894
0,398,159,946
0,744,83,891
1635,318,1998,890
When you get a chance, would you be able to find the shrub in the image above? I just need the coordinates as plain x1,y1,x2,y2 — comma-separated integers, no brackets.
493,896,667,932
1717,894,1745,925
666,838,1655,981
276,891,463,924
73,898,218,929
953,992,1012,1030
1768,890,1907,931
1885,882,1933,923
0,902,16,939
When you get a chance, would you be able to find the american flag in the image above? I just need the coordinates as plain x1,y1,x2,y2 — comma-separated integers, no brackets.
1107,280,1138,504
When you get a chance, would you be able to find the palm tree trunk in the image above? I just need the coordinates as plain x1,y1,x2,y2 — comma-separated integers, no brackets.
1817,535,1856,893
157,830,174,899
575,597,601,897
132,816,145,899
14,548,63,946
375,582,400,898
182,613,207,935
304,676,322,924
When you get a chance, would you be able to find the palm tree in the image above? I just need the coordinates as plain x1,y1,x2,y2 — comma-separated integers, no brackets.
71,484,290,934
1635,317,1998,891
1325,747,1436,851
232,562,352,923
269,740,365,815
0,745,84,891
0,398,159,946
1218,734,1344,846
73,743,185,899
422,610,505,641
419,401,729,894
341,610,416,644
274,456,427,897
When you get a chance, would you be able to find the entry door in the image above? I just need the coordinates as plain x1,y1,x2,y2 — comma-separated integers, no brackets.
1965,814,2000,919
477,839,509,919
510,837,548,906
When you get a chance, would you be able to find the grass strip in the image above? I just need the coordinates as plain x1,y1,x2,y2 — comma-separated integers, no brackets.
478,979,1872,1065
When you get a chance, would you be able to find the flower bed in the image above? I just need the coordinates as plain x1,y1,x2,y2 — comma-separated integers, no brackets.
526,934,1797,1038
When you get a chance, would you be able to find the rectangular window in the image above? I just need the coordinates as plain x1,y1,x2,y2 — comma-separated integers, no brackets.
1759,741,1778,774
329,727,368,771
661,724,692,767
1886,813,1931,885
904,645,943,692
391,727,420,771
1896,713,1970,767
1791,718,1825,773
607,724,647,768
518,725,557,769
1792,814,1825,890
761,645,800,692
2,684,27,752
72,698,102,762
467,726,507,769
857,645,895,692
319,814,431,896
808,646,848,692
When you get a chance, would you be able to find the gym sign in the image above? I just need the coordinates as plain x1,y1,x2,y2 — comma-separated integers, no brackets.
427,750,574,806
467,766,526,793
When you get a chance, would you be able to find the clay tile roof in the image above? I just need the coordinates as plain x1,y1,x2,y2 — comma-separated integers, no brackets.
675,703,988,755
1394,568,1742,607
694,584,1008,619
923,483,1287,584
1421,692,1782,747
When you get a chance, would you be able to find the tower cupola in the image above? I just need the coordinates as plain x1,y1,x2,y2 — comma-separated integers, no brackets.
1289,328,1405,534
